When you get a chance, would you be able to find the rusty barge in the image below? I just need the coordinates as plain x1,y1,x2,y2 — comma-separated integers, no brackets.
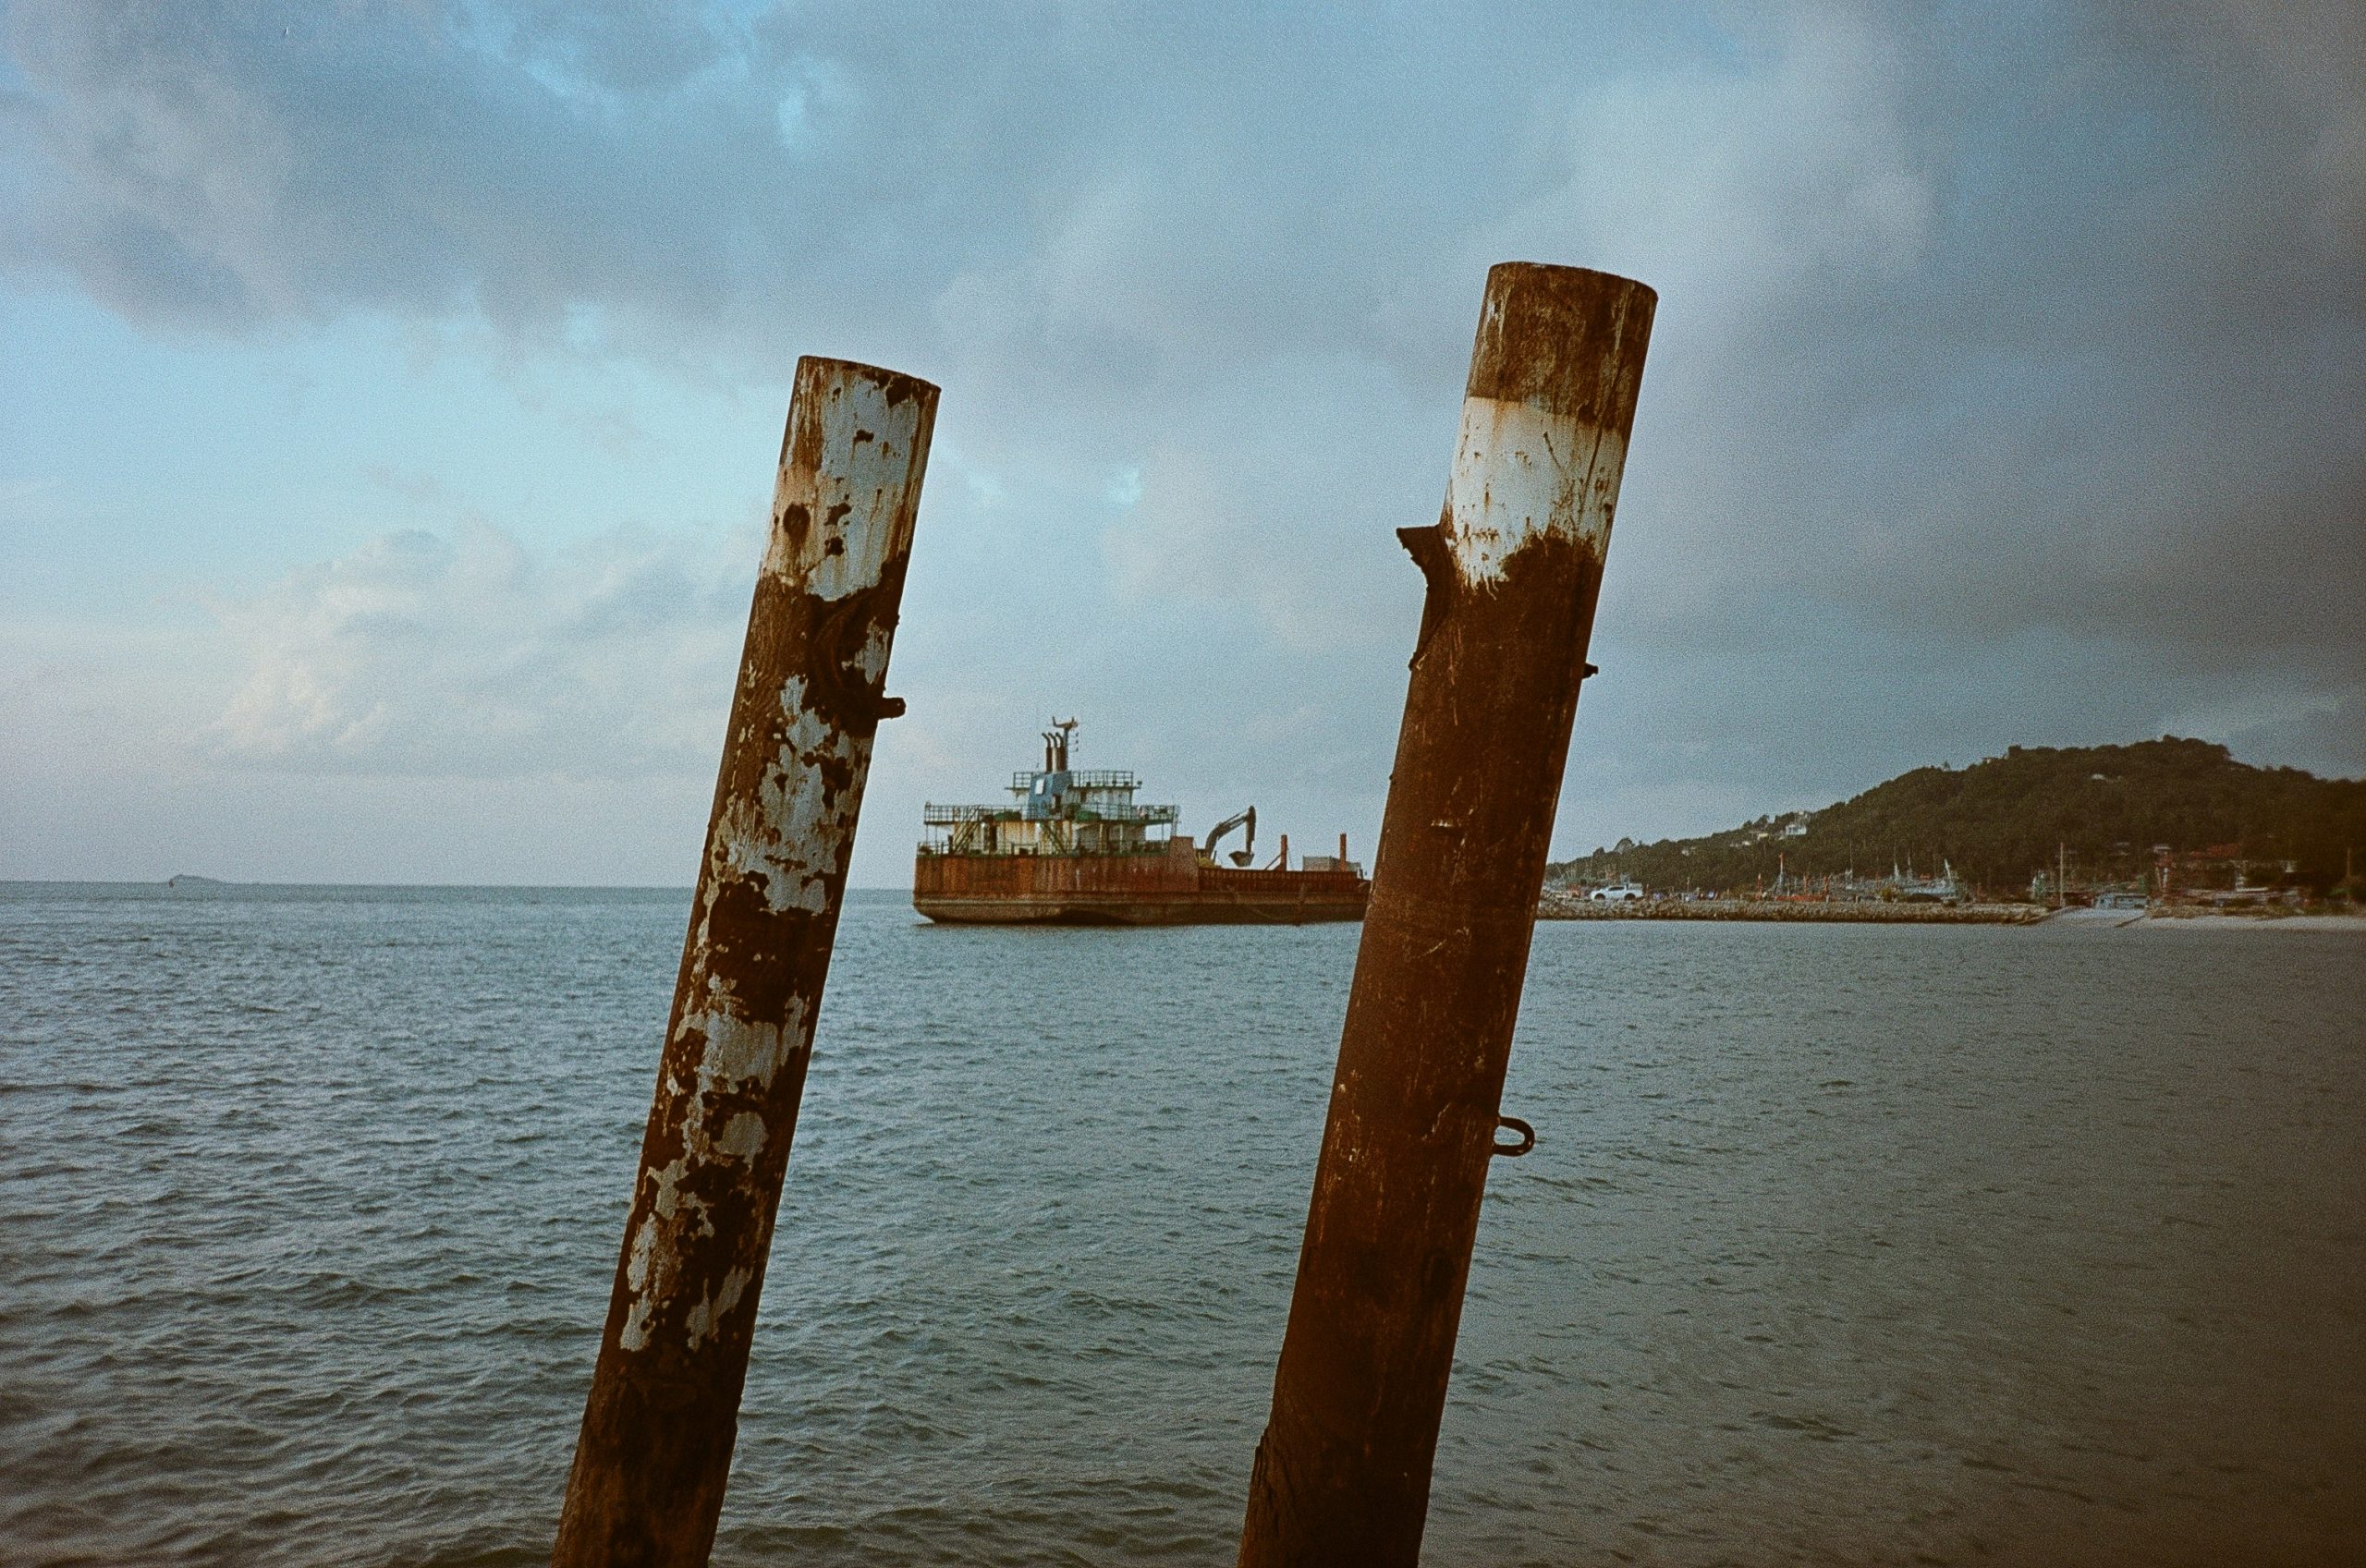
912,722,1369,925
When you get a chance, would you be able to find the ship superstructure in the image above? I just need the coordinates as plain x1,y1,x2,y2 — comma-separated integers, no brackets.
921,721,1180,860
913,721,1368,925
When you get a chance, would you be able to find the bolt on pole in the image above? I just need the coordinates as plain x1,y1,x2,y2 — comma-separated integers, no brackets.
553,357,938,1568
1238,263,1654,1568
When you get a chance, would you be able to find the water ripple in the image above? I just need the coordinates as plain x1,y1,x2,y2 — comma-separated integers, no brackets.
1,885,2360,1565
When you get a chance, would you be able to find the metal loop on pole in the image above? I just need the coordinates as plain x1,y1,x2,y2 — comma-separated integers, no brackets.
1396,523,1457,668
811,592,906,731
1491,1116,1535,1158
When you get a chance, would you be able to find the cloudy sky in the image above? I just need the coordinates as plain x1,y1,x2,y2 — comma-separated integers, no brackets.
2,0,2359,886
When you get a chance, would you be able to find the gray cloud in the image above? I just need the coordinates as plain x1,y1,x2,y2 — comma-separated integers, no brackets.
2,0,2359,880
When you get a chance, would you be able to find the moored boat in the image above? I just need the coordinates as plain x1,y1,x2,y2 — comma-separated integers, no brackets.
912,722,1369,925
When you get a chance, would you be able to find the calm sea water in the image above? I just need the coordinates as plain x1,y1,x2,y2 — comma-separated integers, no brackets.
1,883,2359,1567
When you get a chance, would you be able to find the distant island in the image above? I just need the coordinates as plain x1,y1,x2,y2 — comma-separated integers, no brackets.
165,874,232,888
1551,738,2365,906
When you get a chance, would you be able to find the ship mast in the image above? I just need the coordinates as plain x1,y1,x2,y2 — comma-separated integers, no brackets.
1043,716,1078,773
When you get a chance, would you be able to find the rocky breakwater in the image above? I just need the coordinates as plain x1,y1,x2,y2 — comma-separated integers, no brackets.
1539,893,2047,924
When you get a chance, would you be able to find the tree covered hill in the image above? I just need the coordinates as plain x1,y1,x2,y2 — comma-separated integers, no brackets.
1550,738,2366,898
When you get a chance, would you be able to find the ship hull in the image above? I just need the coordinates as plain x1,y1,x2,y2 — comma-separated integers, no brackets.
913,851,1366,926
912,893,1366,926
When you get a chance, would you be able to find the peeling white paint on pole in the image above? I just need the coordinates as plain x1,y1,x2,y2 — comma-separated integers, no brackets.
1439,272,1653,590
1444,398,1628,586
759,371,931,602
555,357,939,1568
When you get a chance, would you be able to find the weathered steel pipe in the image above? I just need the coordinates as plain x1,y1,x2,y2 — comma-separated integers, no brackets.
553,357,937,1568
1238,262,1654,1567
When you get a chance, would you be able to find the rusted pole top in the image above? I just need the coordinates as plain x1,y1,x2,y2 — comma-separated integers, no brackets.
553,357,937,1568
1238,262,1654,1568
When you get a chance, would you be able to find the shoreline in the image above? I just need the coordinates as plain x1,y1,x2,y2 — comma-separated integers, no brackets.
1538,896,2045,924
1537,897,2365,930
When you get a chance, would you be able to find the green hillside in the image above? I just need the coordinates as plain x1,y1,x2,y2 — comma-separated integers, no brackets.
1551,738,2366,899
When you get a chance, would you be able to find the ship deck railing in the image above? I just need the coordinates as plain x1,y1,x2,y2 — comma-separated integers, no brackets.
925,802,1179,826
1007,769,1140,792
916,840,1180,857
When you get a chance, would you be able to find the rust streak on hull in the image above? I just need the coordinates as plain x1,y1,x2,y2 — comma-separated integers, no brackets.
914,894,1364,925
914,851,1367,925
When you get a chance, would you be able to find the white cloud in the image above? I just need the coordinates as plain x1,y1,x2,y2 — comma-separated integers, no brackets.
200,522,748,776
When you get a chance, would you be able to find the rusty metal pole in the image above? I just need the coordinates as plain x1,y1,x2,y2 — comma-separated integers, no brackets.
1238,263,1654,1568
553,357,937,1568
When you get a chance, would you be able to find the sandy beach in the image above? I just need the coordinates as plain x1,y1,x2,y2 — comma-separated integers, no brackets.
2114,911,2366,933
